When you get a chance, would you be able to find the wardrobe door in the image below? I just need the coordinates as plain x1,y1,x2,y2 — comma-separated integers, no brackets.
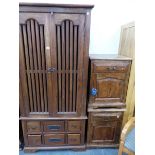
50,13,86,116
19,13,53,116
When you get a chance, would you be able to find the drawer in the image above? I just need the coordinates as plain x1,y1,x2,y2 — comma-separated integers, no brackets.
68,120,81,132
44,134,65,145
92,112,123,123
27,121,41,133
43,121,65,132
28,135,42,146
68,134,81,145
93,61,130,73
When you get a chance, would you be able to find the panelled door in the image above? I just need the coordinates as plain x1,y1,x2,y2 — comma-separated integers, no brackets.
88,112,123,145
91,73,126,103
19,12,86,117
50,13,85,116
19,13,53,116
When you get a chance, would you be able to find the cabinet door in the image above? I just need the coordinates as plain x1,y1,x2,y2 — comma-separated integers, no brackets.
89,61,131,105
91,73,126,103
87,112,123,145
19,13,53,116
50,13,86,116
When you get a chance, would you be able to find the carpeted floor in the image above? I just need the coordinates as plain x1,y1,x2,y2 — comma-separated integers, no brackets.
19,148,120,155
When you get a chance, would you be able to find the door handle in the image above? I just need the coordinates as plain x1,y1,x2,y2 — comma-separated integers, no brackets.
47,67,56,72
90,88,97,96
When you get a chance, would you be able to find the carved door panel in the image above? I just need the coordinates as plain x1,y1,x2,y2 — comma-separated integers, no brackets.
50,13,85,116
87,112,123,145
19,13,53,116
90,73,126,104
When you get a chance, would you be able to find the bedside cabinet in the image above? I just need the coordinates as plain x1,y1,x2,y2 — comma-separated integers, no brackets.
87,54,132,147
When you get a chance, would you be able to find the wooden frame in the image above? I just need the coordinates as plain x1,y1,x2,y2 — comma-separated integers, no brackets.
118,22,135,127
118,117,135,155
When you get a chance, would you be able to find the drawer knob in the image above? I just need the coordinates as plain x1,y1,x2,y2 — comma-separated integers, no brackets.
107,66,117,71
48,125,61,130
90,88,97,96
48,138,63,142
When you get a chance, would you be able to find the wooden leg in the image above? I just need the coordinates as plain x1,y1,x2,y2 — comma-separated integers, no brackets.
24,148,38,153
118,141,124,155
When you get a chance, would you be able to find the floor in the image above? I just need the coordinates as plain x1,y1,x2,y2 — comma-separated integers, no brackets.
19,148,127,155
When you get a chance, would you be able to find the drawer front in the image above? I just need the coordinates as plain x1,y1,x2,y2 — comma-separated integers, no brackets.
28,135,42,146
93,61,130,73
68,134,81,145
44,134,65,145
43,121,65,132
92,112,123,122
27,121,41,133
68,120,81,132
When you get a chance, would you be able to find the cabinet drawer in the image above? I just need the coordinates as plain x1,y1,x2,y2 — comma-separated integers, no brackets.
27,121,41,133
44,134,65,145
68,134,81,145
43,121,65,132
28,135,42,146
68,120,81,132
92,112,123,122
93,61,130,73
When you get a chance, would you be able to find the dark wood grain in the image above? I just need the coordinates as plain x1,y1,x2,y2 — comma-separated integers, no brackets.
19,3,93,151
87,112,123,145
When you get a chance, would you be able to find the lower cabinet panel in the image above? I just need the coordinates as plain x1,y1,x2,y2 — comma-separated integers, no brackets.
68,134,81,145
87,112,123,145
22,119,85,148
28,135,42,146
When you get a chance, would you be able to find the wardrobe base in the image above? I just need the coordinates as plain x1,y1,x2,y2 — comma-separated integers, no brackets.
24,145,86,153
86,144,119,148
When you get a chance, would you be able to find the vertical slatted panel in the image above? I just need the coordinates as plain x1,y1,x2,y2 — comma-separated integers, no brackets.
20,18,48,113
61,21,66,112
19,25,30,115
56,20,79,113
56,25,62,112
69,21,73,112
65,20,69,112
35,21,44,112
30,19,41,112
27,20,37,112
72,26,78,112
22,25,33,112
40,25,48,112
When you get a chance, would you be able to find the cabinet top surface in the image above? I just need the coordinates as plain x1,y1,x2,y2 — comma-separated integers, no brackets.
89,54,132,60
19,2,94,9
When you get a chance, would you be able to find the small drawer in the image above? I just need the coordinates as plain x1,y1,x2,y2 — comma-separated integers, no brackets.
92,112,123,123
68,134,81,145
27,121,41,133
28,135,42,146
43,121,65,132
93,61,130,73
44,134,65,145
68,120,81,132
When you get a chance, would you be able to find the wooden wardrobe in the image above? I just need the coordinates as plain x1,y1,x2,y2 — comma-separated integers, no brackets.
19,3,94,152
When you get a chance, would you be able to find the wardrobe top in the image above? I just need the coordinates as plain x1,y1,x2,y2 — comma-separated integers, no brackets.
89,54,132,60
19,3,94,9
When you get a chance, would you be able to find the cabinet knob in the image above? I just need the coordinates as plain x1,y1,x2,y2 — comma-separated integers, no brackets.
90,88,97,96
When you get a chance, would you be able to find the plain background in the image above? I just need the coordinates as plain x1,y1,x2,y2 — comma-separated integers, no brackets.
0,0,155,155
